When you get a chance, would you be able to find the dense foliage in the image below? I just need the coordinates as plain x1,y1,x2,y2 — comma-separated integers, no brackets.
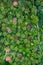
0,0,43,65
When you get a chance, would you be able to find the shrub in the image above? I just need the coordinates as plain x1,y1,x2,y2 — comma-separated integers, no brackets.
0,0,43,65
